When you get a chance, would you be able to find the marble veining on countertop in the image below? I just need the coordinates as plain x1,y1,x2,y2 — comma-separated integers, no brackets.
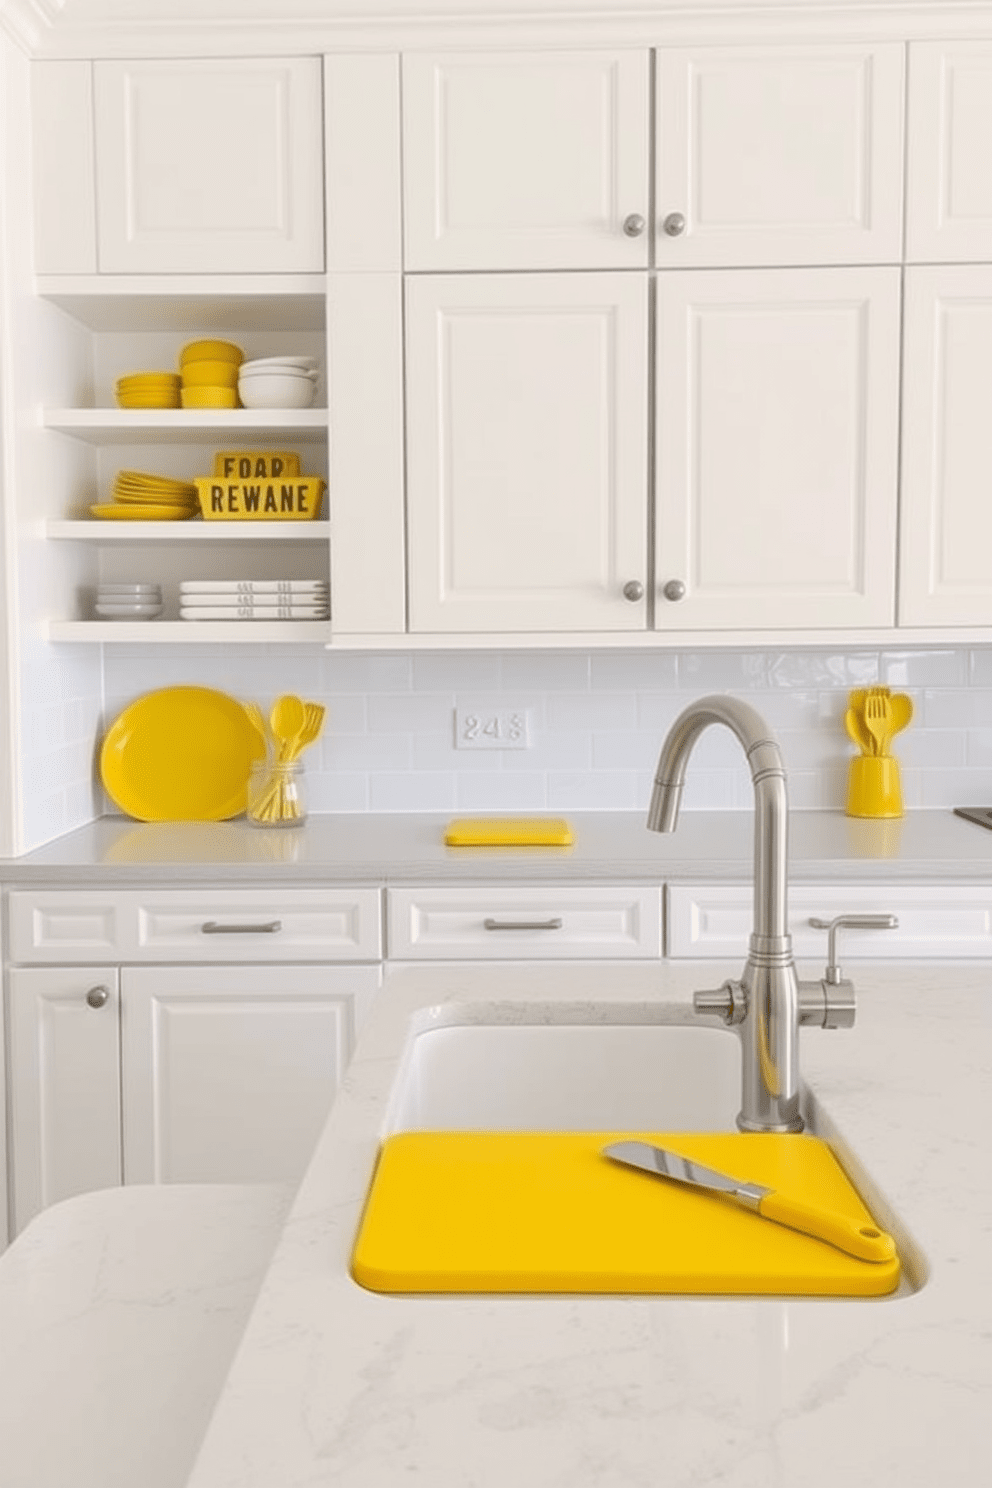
4,808,992,883
181,958,992,1488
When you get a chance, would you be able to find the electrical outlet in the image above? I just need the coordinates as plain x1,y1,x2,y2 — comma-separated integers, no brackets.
455,706,531,750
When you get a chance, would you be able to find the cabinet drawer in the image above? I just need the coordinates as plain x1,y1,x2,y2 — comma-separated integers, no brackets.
666,883,992,960
387,886,662,959
7,889,382,963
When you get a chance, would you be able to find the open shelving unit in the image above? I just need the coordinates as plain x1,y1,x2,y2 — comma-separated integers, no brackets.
36,277,333,642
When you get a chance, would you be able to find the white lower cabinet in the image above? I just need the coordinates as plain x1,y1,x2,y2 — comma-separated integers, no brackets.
7,961,379,1235
7,967,123,1234
121,964,378,1187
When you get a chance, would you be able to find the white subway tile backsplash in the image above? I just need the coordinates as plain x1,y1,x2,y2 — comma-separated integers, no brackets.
547,691,639,731
68,644,992,833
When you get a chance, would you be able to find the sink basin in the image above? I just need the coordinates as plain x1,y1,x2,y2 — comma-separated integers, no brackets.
384,1007,742,1133
374,1002,926,1296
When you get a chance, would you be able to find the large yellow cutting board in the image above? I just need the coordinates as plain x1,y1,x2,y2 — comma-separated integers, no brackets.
351,1132,900,1297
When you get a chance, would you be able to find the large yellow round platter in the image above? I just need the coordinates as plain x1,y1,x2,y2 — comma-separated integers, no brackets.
100,686,267,821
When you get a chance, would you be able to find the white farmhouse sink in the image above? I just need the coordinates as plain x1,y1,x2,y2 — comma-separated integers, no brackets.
384,1007,742,1133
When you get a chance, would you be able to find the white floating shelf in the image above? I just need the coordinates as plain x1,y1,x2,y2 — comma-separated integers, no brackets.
47,520,329,541
36,275,327,331
44,409,328,444
49,620,332,643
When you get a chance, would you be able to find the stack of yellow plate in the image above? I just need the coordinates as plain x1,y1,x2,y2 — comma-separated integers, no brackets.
115,372,181,409
90,469,200,522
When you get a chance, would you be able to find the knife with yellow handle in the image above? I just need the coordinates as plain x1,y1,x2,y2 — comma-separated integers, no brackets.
603,1141,896,1263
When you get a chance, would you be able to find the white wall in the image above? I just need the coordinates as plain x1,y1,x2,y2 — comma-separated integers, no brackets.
99,643,992,818
0,31,103,856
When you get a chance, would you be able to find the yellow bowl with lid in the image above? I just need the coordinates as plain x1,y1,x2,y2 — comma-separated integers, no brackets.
180,339,243,367
181,359,241,388
181,386,239,410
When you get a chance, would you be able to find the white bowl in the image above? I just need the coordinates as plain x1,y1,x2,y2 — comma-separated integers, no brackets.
95,601,163,620
239,356,318,373
237,373,317,410
98,584,162,596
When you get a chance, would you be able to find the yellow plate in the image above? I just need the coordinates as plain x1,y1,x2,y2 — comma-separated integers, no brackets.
90,503,197,521
352,1132,901,1297
100,686,267,822
445,816,574,846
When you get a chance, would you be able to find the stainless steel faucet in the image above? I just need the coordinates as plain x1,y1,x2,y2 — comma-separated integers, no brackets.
647,694,896,1133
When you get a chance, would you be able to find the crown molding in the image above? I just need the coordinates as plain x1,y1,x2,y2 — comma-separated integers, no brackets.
0,1,61,51
8,1,992,57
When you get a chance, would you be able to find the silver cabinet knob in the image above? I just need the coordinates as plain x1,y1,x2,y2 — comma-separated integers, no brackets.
662,579,686,602
622,213,646,238
86,984,110,1009
662,212,686,237
622,580,645,602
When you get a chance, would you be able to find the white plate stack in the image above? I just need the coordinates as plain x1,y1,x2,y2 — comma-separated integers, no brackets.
179,579,329,621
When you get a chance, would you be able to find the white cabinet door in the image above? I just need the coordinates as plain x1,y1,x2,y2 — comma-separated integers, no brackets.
655,44,904,267
7,968,122,1236
121,964,380,1186
93,58,324,273
900,266,992,626
402,50,650,270
907,42,992,263
654,267,901,630
405,272,649,633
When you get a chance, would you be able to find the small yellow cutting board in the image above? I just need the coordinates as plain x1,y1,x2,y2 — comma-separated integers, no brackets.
351,1131,900,1297
444,817,573,846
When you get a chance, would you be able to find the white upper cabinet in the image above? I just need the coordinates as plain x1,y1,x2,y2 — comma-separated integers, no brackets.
655,44,905,267
401,49,650,270
906,42,992,262
900,266,992,626
93,58,325,273
405,272,649,632
654,266,901,630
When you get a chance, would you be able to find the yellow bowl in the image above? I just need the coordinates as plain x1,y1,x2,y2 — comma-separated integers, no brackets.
180,339,243,367
194,475,325,521
181,386,239,410
181,359,241,388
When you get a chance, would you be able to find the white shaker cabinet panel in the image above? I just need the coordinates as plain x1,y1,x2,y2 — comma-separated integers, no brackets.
30,61,97,274
122,964,380,1187
907,42,992,262
900,266,992,626
405,273,649,633
7,968,122,1236
402,50,650,270
655,44,904,267
93,58,324,273
654,267,900,630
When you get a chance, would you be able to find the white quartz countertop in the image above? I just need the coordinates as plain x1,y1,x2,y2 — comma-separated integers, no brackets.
5,808,992,883
183,957,992,1488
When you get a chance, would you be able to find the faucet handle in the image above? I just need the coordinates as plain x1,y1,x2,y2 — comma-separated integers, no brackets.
693,979,747,1025
808,914,899,985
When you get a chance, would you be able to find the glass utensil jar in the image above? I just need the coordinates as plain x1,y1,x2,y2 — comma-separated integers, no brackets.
246,760,307,827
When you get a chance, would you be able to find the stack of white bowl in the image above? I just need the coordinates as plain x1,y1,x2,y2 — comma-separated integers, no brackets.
237,356,319,409
95,583,163,621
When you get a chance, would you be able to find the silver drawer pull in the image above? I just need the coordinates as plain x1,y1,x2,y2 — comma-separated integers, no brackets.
483,917,563,932
201,919,283,935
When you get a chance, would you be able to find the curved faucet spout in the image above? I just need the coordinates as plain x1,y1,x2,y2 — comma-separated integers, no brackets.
648,696,788,944
647,695,802,1133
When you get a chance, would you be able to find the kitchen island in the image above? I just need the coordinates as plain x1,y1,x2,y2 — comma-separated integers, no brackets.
181,956,990,1488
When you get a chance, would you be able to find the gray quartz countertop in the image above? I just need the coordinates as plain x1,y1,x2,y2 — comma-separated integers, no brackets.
2,809,992,884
